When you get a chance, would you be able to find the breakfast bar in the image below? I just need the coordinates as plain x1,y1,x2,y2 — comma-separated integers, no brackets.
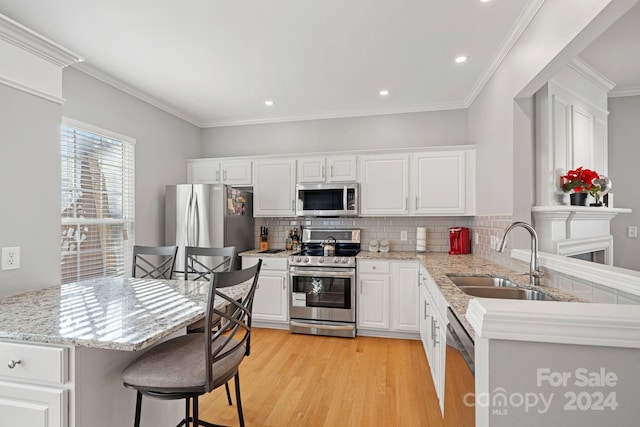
0,277,250,427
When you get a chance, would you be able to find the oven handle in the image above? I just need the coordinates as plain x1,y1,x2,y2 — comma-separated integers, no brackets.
289,321,355,331
289,269,355,278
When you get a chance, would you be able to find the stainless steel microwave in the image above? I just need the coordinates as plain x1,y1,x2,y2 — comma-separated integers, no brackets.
295,183,359,217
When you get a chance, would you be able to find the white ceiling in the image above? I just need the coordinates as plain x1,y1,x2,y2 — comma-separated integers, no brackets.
579,1,640,97
3,0,636,128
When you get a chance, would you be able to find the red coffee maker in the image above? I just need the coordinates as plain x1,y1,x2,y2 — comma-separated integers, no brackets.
449,227,471,255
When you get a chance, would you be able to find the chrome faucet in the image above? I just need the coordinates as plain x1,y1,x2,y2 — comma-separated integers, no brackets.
497,221,543,286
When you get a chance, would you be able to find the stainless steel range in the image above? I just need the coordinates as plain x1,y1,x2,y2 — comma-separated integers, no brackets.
289,228,360,338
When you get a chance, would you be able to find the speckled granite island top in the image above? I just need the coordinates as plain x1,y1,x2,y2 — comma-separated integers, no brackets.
0,277,250,351
357,251,581,336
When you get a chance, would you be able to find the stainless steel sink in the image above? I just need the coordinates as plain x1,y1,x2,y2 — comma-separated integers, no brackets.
446,274,558,301
457,286,558,301
446,274,519,288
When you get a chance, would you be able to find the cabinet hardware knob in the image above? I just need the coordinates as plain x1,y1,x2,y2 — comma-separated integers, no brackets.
8,359,21,369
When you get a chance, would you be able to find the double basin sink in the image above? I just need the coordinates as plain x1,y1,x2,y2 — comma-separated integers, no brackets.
446,274,558,301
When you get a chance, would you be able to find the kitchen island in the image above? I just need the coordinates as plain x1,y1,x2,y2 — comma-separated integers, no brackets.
0,277,250,427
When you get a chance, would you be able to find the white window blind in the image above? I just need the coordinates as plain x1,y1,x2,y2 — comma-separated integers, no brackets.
61,119,135,284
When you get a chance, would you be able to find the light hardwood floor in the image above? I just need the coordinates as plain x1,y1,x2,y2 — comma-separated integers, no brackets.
199,328,444,427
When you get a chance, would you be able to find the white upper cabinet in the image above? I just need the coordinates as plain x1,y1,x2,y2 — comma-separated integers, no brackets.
410,150,475,215
297,156,357,183
188,159,252,186
359,154,409,216
253,159,296,217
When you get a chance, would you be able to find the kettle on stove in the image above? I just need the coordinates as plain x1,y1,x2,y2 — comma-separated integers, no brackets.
322,236,337,256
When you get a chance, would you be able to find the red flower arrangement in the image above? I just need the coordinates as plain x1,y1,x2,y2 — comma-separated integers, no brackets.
561,167,600,194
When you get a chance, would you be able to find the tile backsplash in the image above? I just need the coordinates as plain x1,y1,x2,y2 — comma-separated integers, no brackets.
255,216,472,252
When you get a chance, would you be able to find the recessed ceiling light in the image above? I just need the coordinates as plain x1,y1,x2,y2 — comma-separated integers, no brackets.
379,89,390,96
455,56,468,63
264,100,274,106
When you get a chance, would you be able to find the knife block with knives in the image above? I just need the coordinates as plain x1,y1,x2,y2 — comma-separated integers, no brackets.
259,226,269,251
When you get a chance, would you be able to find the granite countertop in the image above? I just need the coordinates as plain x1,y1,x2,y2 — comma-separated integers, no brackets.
0,277,250,351
239,249,300,257
357,251,581,336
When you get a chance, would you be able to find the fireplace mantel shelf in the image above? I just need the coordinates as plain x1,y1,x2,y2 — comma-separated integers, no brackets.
532,205,631,214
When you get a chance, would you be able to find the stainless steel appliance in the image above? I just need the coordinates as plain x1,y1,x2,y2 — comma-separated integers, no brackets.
443,307,475,427
296,183,359,217
165,184,254,274
289,228,360,338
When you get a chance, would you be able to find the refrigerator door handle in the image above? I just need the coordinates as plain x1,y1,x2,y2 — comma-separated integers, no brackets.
193,192,201,247
186,189,194,247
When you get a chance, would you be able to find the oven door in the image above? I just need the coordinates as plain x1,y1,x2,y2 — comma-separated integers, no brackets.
289,267,356,323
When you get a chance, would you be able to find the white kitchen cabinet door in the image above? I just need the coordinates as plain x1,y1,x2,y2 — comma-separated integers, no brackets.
297,156,357,183
419,282,432,360
297,157,326,183
411,151,467,215
359,154,409,215
188,159,221,183
243,257,289,323
390,261,419,332
327,156,357,182
220,160,252,185
253,159,296,216
357,273,390,330
252,271,289,322
187,159,252,185
0,381,67,427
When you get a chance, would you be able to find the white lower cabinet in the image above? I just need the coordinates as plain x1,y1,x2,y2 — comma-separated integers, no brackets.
357,260,419,336
0,341,69,427
390,261,419,332
357,261,390,330
242,256,289,324
419,265,447,414
0,381,67,427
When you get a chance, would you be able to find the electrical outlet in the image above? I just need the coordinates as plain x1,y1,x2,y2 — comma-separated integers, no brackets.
474,232,479,245
400,230,408,241
490,236,497,250
628,226,638,239
2,247,20,270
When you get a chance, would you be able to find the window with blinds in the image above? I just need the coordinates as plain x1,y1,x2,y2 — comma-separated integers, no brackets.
61,119,135,284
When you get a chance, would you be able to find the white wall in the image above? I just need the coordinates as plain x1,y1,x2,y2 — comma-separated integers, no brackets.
468,0,637,217
201,110,467,157
0,84,62,295
0,68,201,296
609,95,640,270
62,68,202,248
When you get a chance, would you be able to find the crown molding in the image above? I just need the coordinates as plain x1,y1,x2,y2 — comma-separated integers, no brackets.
71,62,203,127
463,0,546,106
0,74,65,104
609,86,640,98
0,14,83,67
569,56,616,92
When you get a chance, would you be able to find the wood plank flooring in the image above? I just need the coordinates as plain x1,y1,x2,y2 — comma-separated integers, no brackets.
198,328,444,427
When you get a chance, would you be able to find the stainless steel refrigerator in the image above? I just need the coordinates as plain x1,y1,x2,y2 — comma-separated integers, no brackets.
165,184,254,274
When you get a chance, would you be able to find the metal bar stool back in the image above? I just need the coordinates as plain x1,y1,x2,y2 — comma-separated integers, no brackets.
121,260,262,427
132,245,178,279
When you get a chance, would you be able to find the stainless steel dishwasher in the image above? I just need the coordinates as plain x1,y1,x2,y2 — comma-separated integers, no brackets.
443,307,475,427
